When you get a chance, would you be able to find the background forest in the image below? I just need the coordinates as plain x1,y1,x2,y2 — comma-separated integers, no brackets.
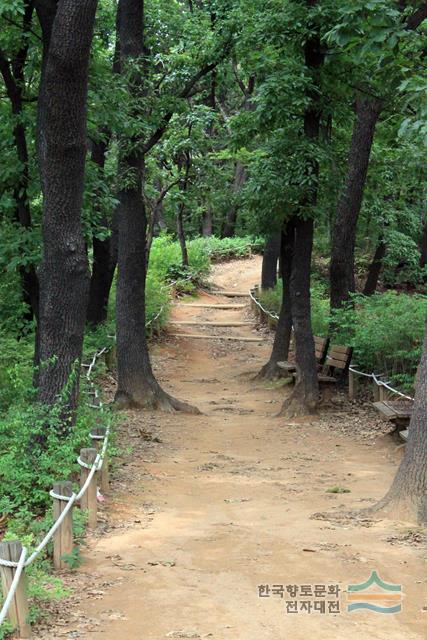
1,0,427,631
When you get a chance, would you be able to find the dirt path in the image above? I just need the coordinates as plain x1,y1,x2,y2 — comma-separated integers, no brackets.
36,257,426,639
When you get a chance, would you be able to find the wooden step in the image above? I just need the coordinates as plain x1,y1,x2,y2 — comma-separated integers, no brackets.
169,321,254,327
169,333,265,342
175,303,246,309
210,290,249,297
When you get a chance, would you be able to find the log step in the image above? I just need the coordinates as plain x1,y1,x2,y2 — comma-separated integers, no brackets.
175,303,246,309
169,333,265,342
210,291,249,297
169,321,254,327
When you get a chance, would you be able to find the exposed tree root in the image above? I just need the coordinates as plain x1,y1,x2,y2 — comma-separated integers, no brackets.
114,384,201,414
361,493,427,526
278,389,317,418
255,360,287,381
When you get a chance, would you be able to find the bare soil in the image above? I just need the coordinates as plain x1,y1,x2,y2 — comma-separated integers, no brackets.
34,256,427,640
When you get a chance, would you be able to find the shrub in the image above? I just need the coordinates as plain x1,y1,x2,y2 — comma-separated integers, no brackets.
258,282,425,391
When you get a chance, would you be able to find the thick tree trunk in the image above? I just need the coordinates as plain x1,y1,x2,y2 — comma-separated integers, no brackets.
330,97,382,310
114,0,198,413
36,0,97,430
370,315,427,524
87,224,118,326
363,237,386,296
261,232,281,290
279,4,322,417
222,161,246,238
280,218,318,417
87,139,118,326
257,220,294,379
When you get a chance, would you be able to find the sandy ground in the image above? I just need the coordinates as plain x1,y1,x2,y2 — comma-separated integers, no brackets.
34,256,427,640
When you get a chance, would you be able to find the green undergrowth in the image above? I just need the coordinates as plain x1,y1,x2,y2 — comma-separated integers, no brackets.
0,235,262,634
258,283,426,391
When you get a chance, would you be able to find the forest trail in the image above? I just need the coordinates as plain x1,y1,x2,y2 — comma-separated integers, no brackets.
37,257,426,640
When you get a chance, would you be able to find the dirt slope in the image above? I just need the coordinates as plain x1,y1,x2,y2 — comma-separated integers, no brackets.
35,256,427,640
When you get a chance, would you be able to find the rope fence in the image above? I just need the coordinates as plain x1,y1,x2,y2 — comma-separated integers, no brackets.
249,284,414,403
0,271,197,637
0,345,110,638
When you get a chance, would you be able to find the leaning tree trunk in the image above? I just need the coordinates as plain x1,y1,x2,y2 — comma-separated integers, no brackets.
261,232,281,290
279,218,319,417
330,97,382,310
222,161,246,238
363,237,386,296
36,0,97,431
257,220,294,379
87,138,118,326
369,315,427,524
114,0,198,413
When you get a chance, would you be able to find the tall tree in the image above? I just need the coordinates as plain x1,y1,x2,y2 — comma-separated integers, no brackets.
279,0,323,417
114,0,198,411
86,137,118,327
261,232,280,290
330,96,382,310
36,0,97,428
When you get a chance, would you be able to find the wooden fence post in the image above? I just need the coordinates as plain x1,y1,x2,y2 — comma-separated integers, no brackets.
0,541,31,638
79,448,98,529
348,370,358,400
373,380,380,401
379,384,387,401
52,481,73,570
90,427,109,494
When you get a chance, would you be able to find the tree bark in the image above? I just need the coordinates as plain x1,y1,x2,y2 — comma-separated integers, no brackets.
257,220,294,379
330,97,382,310
222,161,246,238
86,138,118,326
369,315,427,524
114,0,199,413
261,232,281,290
363,237,386,296
279,2,322,417
279,218,319,417
36,0,97,430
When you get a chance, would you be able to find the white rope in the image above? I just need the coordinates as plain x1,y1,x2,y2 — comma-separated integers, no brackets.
0,546,28,626
75,460,99,501
249,289,279,320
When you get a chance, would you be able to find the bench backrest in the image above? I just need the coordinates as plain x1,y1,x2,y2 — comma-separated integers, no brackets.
323,344,353,373
314,336,329,365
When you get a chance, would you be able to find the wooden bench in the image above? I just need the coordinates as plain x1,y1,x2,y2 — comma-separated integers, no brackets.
311,344,353,401
318,343,352,377
277,336,329,376
373,399,413,431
